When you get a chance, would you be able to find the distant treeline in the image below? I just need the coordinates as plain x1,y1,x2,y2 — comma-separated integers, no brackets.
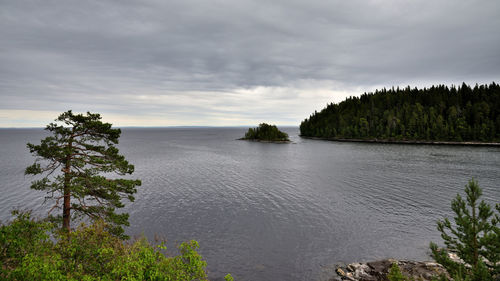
300,82,500,142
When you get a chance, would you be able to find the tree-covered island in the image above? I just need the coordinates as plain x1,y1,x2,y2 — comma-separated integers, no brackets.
240,123,290,142
300,82,500,144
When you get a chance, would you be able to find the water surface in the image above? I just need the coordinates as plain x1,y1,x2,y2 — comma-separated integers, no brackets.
1,127,499,281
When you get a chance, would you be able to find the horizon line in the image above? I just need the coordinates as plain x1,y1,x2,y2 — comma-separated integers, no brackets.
0,125,300,129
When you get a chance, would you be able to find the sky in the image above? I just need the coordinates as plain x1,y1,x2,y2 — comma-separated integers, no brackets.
1,0,499,127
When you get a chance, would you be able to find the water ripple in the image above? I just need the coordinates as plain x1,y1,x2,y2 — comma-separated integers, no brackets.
1,128,499,281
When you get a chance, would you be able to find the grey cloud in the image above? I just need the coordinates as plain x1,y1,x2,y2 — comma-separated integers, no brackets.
0,0,499,124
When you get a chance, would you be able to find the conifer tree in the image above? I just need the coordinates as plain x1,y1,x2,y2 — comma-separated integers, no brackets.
300,82,500,142
430,179,499,280
25,110,141,238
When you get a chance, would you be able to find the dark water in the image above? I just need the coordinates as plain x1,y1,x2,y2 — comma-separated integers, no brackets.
1,127,499,280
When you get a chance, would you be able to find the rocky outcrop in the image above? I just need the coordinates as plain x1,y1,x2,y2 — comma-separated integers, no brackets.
330,259,449,281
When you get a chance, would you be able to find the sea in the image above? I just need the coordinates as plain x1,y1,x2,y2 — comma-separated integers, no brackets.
0,127,499,281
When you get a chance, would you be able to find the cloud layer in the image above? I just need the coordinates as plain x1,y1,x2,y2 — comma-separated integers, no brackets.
1,0,499,126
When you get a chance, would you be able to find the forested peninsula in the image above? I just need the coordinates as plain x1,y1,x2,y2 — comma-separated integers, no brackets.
300,82,500,143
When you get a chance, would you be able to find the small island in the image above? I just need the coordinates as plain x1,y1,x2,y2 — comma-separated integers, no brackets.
240,123,290,142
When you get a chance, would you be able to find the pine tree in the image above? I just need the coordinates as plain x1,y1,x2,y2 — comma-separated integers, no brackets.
430,179,499,280
25,110,141,238
484,203,500,276
387,263,408,281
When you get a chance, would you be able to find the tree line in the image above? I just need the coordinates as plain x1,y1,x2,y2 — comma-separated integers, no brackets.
300,82,500,142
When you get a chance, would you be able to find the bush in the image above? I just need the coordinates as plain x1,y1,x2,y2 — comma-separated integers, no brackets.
0,211,215,280
387,263,409,281
0,211,54,278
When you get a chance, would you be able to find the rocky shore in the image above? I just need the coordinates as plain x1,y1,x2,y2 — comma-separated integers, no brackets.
327,259,449,281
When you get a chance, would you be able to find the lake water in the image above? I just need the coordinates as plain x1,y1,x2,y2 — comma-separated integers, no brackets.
0,127,499,281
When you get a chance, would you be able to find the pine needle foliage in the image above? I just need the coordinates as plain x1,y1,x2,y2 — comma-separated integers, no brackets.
387,263,410,281
25,110,141,238
430,179,500,281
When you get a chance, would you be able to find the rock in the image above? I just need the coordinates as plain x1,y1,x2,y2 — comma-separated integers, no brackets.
336,267,346,277
354,264,374,281
448,252,465,264
349,263,362,271
347,264,355,272
396,260,449,281
329,259,450,281
345,272,355,280
367,259,393,279
358,275,377,281
367,259,393,273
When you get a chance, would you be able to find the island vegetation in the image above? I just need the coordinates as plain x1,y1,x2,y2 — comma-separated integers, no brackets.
241,123,290,142
300,82,500,143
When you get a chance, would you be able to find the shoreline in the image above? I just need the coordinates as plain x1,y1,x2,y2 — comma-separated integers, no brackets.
300,136,500,147
237,138,291,143
326,258,449,281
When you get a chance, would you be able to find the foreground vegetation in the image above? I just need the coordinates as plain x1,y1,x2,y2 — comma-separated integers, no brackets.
0,111,233,280
387,179,499,281
430,179,499,281
300,82,500,142
0,212,230,280
241,123,289,141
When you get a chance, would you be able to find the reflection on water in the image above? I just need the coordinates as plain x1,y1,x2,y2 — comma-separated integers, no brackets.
1,127,499,281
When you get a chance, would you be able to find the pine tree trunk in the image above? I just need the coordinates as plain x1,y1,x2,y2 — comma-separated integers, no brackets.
472,199,479,268
63,184,70,232
62,138,73,232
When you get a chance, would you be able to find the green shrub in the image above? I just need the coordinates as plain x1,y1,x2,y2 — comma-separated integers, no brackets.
0,211,54,278
387,263,409,281
1,211,214,281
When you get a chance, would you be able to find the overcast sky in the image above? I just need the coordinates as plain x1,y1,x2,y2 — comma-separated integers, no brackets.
1,0,499,127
